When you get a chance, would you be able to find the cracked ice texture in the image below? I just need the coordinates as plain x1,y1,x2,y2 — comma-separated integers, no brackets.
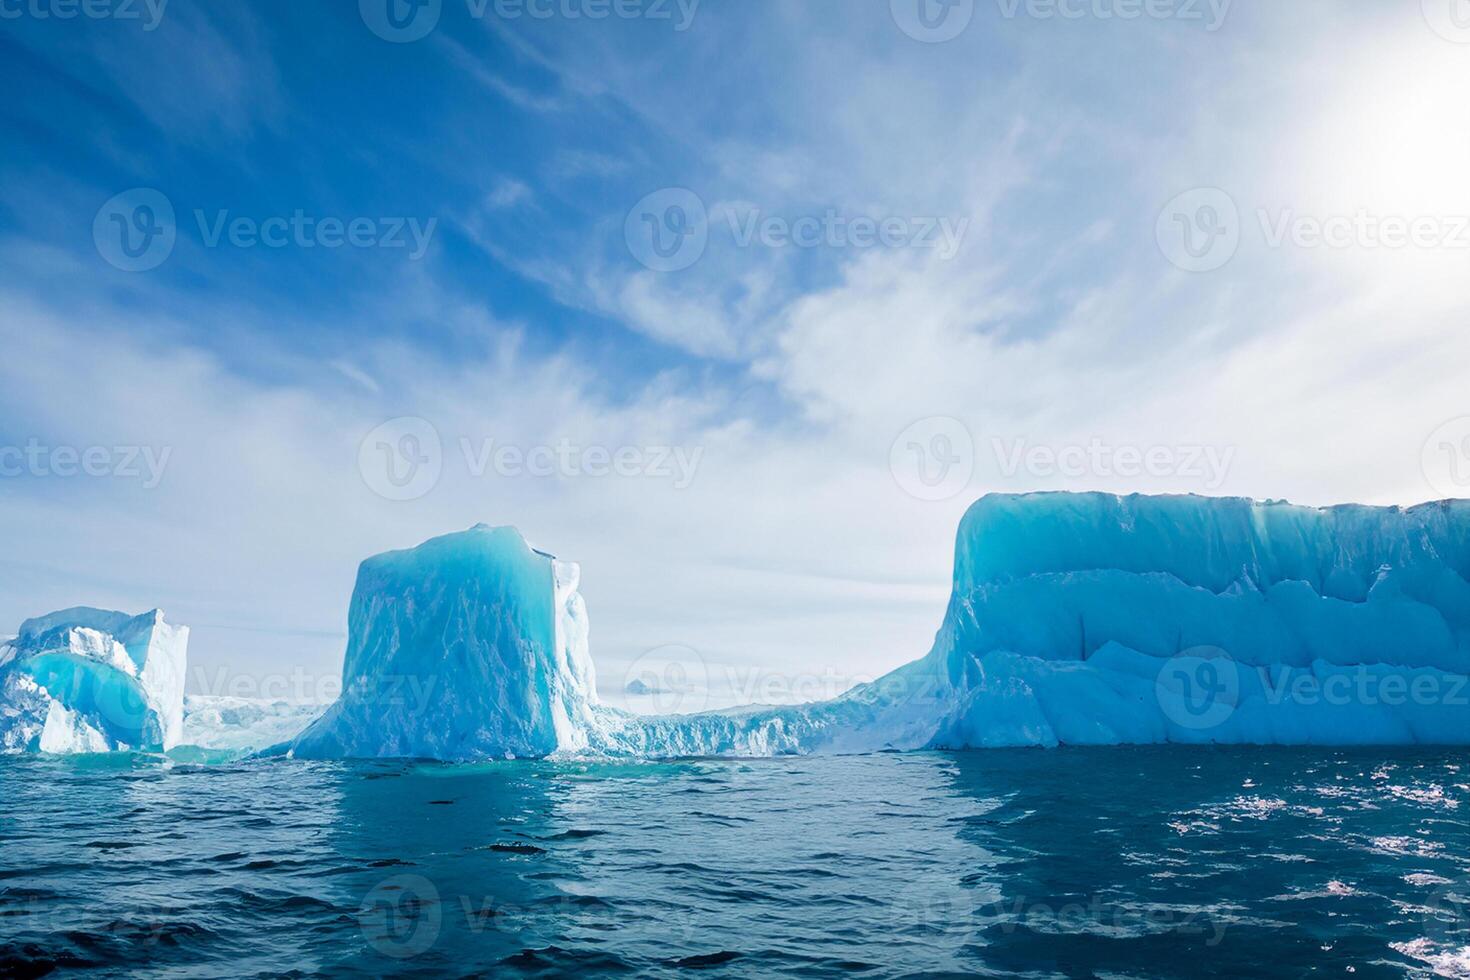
0,608,188,753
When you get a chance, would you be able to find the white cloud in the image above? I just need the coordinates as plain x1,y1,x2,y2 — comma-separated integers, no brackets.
5,2,1467,706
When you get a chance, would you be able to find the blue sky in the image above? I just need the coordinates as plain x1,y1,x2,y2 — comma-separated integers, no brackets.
3,1,1470,707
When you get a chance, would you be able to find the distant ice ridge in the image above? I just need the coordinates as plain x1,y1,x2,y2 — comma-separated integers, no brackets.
280,493,1470,761
0,608,188,753
180,696,325,755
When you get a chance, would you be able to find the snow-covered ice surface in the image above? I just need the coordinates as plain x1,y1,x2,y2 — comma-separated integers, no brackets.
0,608,188,753
279,492,1470,761
179,696,325,757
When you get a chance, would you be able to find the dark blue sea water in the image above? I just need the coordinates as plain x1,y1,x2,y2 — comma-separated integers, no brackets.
2,748,1468,978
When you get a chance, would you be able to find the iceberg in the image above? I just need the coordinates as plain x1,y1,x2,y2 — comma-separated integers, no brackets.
280,493,1470,761
0,607,188,754
282,525,599,760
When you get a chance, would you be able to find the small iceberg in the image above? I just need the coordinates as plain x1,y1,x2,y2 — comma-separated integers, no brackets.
0,608,188,753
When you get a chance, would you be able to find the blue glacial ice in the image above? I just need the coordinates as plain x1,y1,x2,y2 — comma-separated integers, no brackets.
0,608,188,753
282,525,599,760
279,492,1470,761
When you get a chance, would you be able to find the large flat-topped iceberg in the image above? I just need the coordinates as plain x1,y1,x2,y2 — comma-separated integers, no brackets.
0,608,188,753
922,493,1470,747
281,493,1470,761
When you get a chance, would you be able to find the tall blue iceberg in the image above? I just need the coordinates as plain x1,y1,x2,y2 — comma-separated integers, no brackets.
284,525,599,760
281,493,1470,760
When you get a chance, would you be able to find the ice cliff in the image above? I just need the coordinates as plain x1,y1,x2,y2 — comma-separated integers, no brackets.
0,608,188,753
911,493,1470,747
277,493,1470,760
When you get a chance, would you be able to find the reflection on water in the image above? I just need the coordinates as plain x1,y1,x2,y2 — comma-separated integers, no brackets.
1,748,1467,977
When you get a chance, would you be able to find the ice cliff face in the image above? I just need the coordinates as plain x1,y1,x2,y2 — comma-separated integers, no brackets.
0,608,188,753
921,493,1470,747
281,493,1470,761
283,525,600,760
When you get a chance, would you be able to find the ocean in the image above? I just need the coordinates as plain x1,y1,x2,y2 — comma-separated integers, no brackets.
1,747,1467,978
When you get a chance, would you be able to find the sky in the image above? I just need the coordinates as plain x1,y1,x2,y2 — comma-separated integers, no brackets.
2,0,1469,710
